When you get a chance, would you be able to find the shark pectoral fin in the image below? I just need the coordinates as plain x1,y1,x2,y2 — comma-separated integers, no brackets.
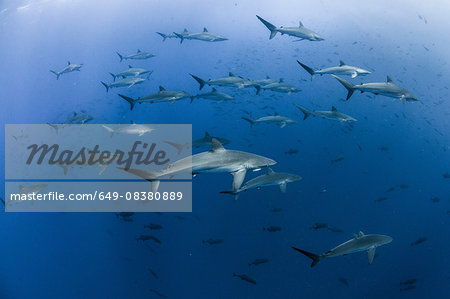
231,169,246,191
279,182,287,193
280,122,286,128
351,72,357,78
98,165,108,175
400,95,406,104
151,180,160,193
367,247,376,264
169,99,176,105
287,92,292,96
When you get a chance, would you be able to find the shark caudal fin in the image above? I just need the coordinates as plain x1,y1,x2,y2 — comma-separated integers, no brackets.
156,32,167,41
109,72,116,82
173,32,184,44
296,60,316,80
118,167,162,192
50,70,60,80
241,117,256,127
118,94,137,111
101,81,109,92
294,104,312,120
102,125,115,138
189,74,206,90
220,190,240,201
256,15,277,39
116,52,123,62
291,247,321,268
331,75,355,100
164,141,184,155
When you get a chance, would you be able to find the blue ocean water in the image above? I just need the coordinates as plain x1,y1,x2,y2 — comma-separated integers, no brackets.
0,0,449,298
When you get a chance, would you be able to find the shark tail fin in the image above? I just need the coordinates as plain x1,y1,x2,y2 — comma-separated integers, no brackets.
47,123,59,134
256,15,277,39
164,141,184,155
331,75,355,101
50,70,60,80
156,32,167,41
116,52,123,62
101,81,109,92
109,72,116,82
296,60,316,80
102,125,115,138
118,94,137,111
241,117,255,127
291,247,321,268
294,104,312,120
189,74,206,90
220,190,240,201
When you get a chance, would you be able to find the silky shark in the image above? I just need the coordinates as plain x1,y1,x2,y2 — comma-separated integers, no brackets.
220,168,302,200
292,231,393,267
332,75,419,103
190,88,234,102
50,61,83,80
242,114,297,128
102,121,155,137
165,132,230,154
109,66,152,81
260,79,301,95
256,15,324,41
297,60,371,80
295,104,357,122
119,138,276,192
101,77,146,92
190,73,260,94
48,112,94,134
173,28,228,43
252,76,279,86
156,32,179,41
116,49,156,62
118,86,192,110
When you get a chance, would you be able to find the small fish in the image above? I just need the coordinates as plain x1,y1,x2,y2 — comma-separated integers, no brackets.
400,285,416,292
248,258,269,266
430,197,440,203
411,237,427,246
398,184,409,189
270,208,282,213
309,222,328,230
375,196,388,203
116,212,134,222
145,224,163,230
379,146,389,151
263,226,281,232
149,288,167,298
233,273,256,284
202,238,224,245
327,227,344,233
148,268,159,279
137,235,161,244
285,148,299,155
338,277,349,287
400,278,417,285
385,187,395,193
442,172,450,179
331,156,344,163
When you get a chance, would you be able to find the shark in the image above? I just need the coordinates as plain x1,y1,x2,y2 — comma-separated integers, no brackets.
260,79,301,95
294,104,357,122
48,112,94,134
165,132,230,154
102,121,155,137
173,28,228,43
242,114,297,128
109,66,152,81
116,49,156,62
119,138,276,192
156,32,179,41
118,86,192,110
332,75,419,103
252,76,279,86
220,168,302,200
297,60,371,80
101,77,146,92
190,88,234,102
292,231,393,267
190,73,260,94
256,15,324,41
50,61,83,80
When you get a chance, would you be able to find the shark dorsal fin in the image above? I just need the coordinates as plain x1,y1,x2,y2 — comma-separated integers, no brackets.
274,112,279,116
128,65,132,68
355,231,364,239
299,21,304,27
159,86,166,91
339,60,345,66
279,78,284,83
212,88,217,92
386,75,393,83
184,28,188,32
137,49,141,53
229,72,235,77
267,168,274,174
130,120,136,124
331,106,337,112
204,132,211,138
203,27,208,32
211,138,225,152
67,61,71,65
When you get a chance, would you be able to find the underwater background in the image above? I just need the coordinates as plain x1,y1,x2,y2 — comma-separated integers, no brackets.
0,0,449,298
